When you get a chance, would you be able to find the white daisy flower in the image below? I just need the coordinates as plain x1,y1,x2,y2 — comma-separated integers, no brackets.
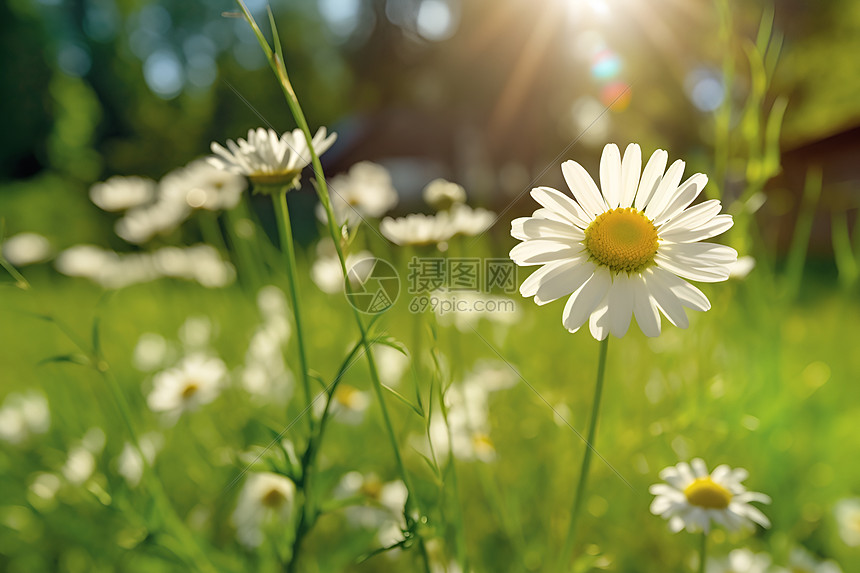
61,428,105,486
315,384,370,425
89,175,157,212
706,548,772,573
117,433,162,488
115,196,190,244
0,391,50,445
373,344,410,388
2,232,52,266
423,178,466,210
242,287,293,402
777,547,843,573
209,127,336,189
447,204,495,237
310,239,373,295
317,161,399,227
835,497,860,547
510,143,736,340
333,471,408,545
231,472,296,548
380,212,455,247
146,354,226,421
650,458,771,534
160,159,247,211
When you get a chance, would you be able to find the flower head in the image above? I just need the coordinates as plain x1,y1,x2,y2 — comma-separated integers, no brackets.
423,178,466,210
2,233,52,266
317,161,399,227
0,391,50,445
510,143,736,340
650,458,771,534
232,472,296,548
89,176,157,212
380,212,454,247
706,548,772,573
835,497,860,547
209,127,336,190
146,354,226,421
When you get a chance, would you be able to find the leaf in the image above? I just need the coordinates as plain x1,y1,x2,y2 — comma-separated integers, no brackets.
38,354,90,367
381,383,424,418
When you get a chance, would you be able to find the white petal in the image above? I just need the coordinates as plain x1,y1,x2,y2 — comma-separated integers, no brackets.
510,239,585,266
658,200,724,235
606,273,634,338
619,143,642,208
562,265,610,333
514,218,585,241
644,160,685,219
660,243,738,266
662,215,734,243
532,208,572,224
599,144,622,209
588,298,610,341
691,458,708,478
654,253,730,283
530,186,592,229
632,274,661,337
534,261,595,305
653,174,708,226
648,267,711,312
634,149,668,210
643,269,689,329
561,161,608,218
520,260,575,297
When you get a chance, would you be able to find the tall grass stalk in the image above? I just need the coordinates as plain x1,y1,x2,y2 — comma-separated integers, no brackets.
233,1,430,568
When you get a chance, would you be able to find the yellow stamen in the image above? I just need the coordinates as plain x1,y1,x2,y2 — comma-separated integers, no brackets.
584,207,659,273
249,170,301,190
181,381,200,400
683,477,733,509
334,385,360,409
261,487,287,508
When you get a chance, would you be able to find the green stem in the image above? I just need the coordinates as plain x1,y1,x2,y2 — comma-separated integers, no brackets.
272,190,314,435
698,532,707,573
557,337,609,570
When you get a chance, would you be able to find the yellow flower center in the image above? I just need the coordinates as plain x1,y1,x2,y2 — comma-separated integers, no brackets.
261,487,287,508
334,385,360,409
181,381,200,400
584,208,659,273
359,478,383,500
683,477,733,509
249,170,302,191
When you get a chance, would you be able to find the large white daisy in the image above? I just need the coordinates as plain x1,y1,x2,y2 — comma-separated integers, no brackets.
650,458,771,534
208,126,336,189
510,143,736,340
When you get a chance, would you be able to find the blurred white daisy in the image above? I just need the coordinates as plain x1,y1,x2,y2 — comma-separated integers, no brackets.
333,471,407,545
650,458,771,534
209,127,336,189
317,384,370,425
160,159,247,211
2,233,52,266
310,239,373,295
241,286,293,403
115,196,190,244
89,176,157,212
706,548,772,573
431,290,520,332
729,256,756,280
380,212,454,247
835,497,860,546
373,344,410,388
117,433,163,488
447,204,495,237
318,161,399,227
423,178,466,210
232,472,296,548
510,143,736,340
61,428,105,486
777,547,843,573
0,391,50,445
146,354,226,421
133,333,170,372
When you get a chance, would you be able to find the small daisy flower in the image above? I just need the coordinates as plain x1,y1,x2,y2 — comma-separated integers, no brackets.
510,143,736,340
333,471,408,545
447,204,495,237
0,391,51,445
317,161,399,227
160,159,247,211
380,212,455,247
117,433,162,488
2,233,52,266
423,178,466,210
322,384,371,425
835,497,860,547
209,127,336,189
373,344,410,388
146,354,226,421
232,472,296,548
650,458,771,534
706,548,772,573
89,176,157,212
310,239,373,295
